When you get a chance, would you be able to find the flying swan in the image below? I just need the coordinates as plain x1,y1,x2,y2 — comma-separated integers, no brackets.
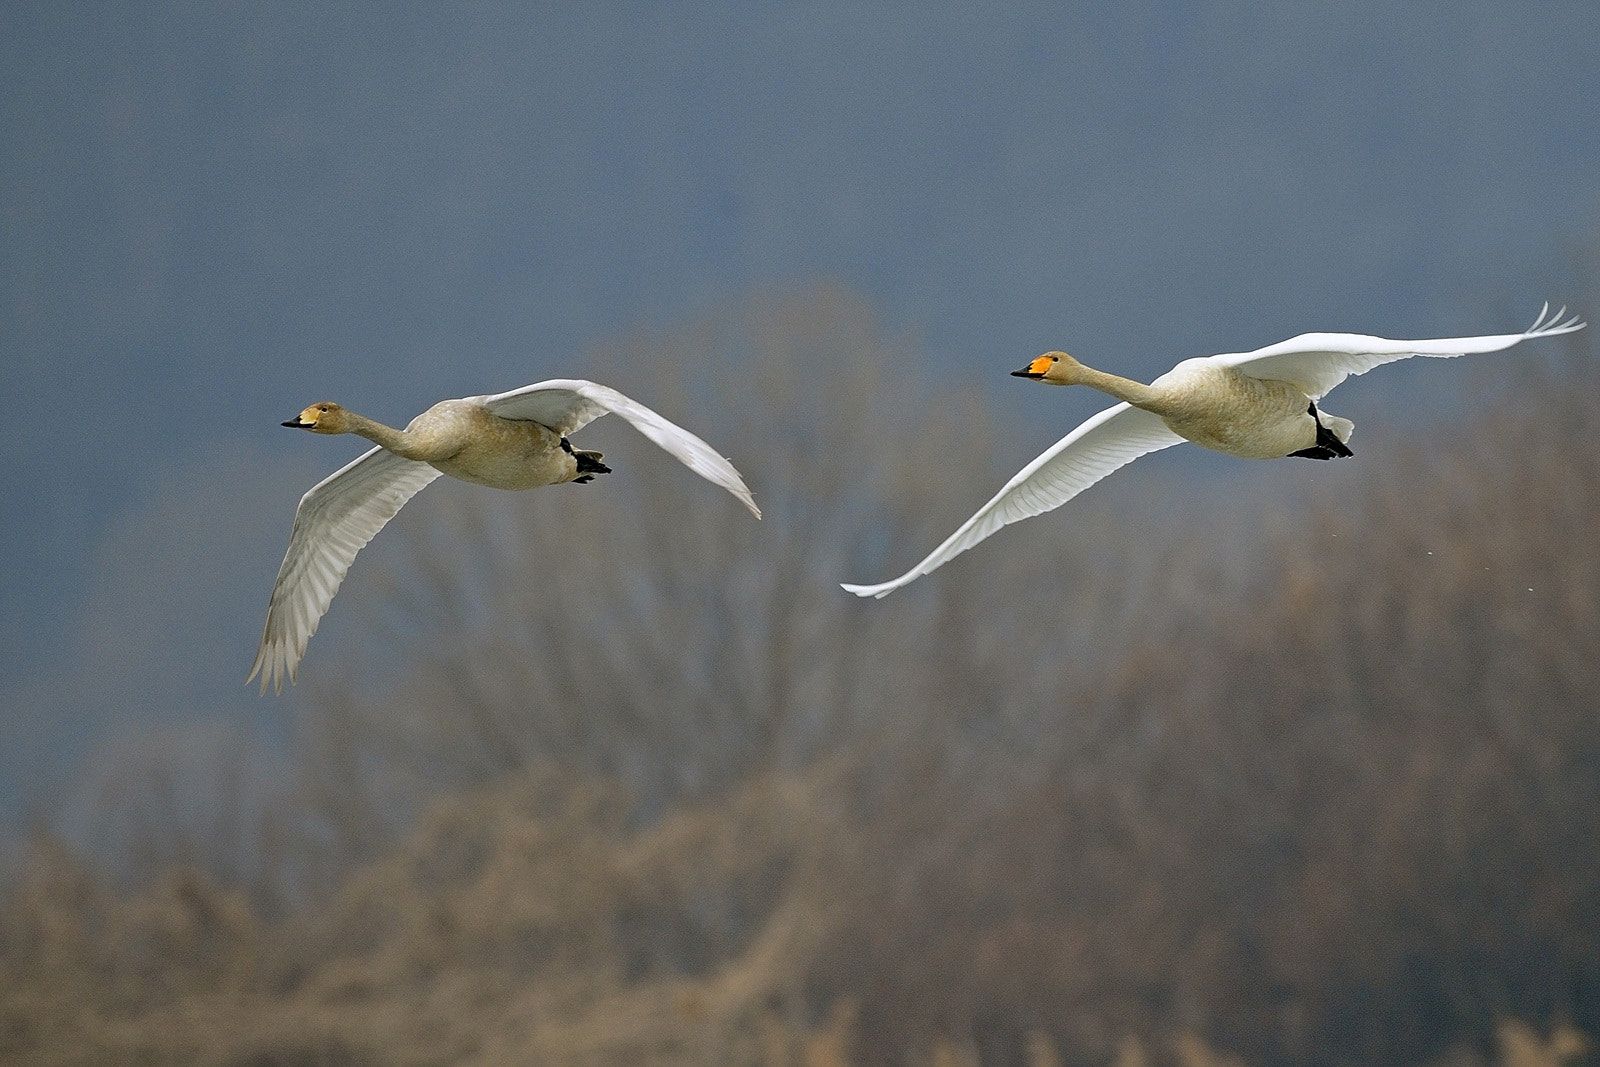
249,379,761,693
842,304,1585,599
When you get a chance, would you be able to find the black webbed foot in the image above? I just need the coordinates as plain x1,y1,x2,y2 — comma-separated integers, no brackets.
1302,403,1354,458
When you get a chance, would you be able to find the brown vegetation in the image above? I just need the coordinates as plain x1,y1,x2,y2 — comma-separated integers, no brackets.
2,286,1597,1064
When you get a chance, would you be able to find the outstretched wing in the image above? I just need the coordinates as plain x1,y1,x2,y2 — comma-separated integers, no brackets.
474,378,760,518
1210,303,1585,399
248,448,441,694
841,403,1183,599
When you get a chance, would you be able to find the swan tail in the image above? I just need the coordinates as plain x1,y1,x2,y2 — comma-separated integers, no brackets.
1319,412,1354,445
1292,406,1355,460
571,449,611,484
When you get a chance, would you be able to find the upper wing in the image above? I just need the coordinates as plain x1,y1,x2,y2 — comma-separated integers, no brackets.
248,447,441,694
841,403,1183,599
475,378,761,518
1209,303,1585,399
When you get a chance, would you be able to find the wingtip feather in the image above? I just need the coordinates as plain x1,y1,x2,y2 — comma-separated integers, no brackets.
722,472,761,518
1529,301,1550,333
245,651,281,697
254,642,290,696
1526,302,1587,337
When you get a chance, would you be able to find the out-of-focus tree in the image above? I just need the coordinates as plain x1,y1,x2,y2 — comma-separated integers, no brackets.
286,283,1180,871
3,283,1596,1064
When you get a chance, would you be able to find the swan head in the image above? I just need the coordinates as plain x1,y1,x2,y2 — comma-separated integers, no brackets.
1011,351,1078,384
282,402,349,433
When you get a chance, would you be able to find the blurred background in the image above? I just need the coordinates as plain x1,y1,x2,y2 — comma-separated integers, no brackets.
4,3,1600,1063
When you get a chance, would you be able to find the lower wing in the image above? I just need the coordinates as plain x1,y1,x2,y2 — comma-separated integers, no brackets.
248,447,441,693
841,403,1183,599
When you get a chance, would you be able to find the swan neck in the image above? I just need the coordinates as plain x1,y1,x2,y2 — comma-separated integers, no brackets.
1070,363,1160,409
345,412,420,456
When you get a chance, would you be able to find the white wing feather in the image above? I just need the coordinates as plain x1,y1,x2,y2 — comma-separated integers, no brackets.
474,378,760,518
248,448,441,694
1210,302,1586,398
841,403,1183,598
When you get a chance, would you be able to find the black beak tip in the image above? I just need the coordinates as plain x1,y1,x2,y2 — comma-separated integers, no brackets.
1010,368,1039,379
282,419,304,428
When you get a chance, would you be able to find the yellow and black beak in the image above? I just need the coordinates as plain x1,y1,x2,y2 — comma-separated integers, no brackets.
281,416,314,428
1011,356,1054,380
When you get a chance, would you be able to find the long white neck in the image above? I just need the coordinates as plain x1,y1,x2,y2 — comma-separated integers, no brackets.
343,411,455,462
1068,362,1164,411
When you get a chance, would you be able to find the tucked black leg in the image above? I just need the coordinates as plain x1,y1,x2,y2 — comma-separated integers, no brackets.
1297,403,1354,460
572,449,610,479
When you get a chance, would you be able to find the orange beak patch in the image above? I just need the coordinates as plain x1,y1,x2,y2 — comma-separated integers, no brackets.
1012,355,1055,379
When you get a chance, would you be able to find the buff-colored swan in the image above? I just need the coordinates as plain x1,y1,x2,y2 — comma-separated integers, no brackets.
250,379,760,693
843,304,1585,599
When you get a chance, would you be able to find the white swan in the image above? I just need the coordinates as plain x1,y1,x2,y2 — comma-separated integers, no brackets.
842,304,1585,599
249,379,760,693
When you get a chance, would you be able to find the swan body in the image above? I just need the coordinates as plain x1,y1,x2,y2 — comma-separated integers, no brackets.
1139,361,1342,458
396,400,576,489
842,304,1585,599
249,379,760,693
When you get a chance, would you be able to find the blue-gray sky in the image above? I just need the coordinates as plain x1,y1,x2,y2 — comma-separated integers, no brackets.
4,2,1599,819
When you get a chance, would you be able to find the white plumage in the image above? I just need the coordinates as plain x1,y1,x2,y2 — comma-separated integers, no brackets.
250,379,759,693
843,305,1584,599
